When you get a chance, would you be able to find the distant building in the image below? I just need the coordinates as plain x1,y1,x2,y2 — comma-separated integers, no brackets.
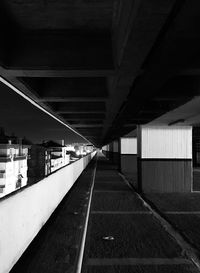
74,143,94,156
85,144,94,153
28,145,51,183
66,144,75,152
0,142,30,197
41,140,70,173
0,128,30,197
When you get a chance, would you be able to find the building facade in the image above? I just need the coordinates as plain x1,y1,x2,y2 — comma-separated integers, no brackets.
0,143,29,197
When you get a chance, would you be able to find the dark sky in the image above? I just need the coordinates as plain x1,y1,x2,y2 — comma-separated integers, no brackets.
0,81,88,144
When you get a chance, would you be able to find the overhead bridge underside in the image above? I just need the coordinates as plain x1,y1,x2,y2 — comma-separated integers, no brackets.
1,0,200,145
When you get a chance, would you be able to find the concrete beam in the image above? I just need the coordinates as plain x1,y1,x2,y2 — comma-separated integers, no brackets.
19,76,109,100
38,97,107,102
61,113,106,120
73,124,103,128
57,111,105,114
1,69,115,78
68,120,103,125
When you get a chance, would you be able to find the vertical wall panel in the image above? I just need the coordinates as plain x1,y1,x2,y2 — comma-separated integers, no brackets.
120,137,138,189
120,137,137,155
102,145,108,151
137,126,142,158
138,126,192,193
113,141,119,152
109,142,114,152
141,126,192,159
141,160,192,192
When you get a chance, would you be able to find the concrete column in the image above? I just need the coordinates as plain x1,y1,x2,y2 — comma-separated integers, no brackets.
102,141,120,166
138,126,192,193
120,137,138,188
108,142,114,161
112,140,120,166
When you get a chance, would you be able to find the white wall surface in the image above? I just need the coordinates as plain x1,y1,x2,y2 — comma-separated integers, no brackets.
120,137,137,154
141,126,192,159
0,151,96,273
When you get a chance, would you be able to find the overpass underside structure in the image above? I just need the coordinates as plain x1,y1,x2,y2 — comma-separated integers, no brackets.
1,0,200,146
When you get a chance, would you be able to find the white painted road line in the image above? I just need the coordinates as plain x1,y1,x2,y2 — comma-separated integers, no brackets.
76,155,98,273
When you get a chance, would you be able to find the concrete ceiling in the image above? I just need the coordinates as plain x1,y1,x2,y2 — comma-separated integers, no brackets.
3,0,114,30
1,0,200,146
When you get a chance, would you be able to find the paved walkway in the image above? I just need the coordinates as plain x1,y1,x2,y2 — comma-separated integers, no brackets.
11,153,199,273
146,192,200,256
81,153,198,272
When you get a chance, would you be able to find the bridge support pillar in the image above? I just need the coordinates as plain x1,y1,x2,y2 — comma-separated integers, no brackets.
111,140,120,166
102,141,120,166
120,137,138,189
138,126,192,193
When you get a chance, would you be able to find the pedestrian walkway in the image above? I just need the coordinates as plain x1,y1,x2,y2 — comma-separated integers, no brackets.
145,192,200,257
10,153,199,273
81,153,199,273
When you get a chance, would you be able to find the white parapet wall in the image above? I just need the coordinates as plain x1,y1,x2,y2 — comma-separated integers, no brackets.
0,151,96,273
